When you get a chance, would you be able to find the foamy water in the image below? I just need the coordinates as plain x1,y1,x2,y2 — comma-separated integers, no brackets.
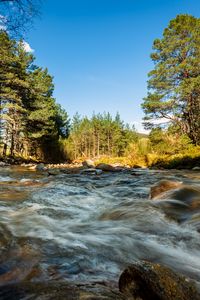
0,167,200,291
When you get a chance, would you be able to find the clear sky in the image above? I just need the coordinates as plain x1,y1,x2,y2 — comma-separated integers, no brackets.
27,0,200,132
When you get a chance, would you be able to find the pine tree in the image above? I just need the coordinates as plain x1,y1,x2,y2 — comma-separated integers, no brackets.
0,31,32,156
142,15,200,144
0,31,70,161
67,112,138,159
25,67,70,160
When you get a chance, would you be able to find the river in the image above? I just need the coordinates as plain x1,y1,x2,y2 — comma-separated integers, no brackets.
0,166,200,298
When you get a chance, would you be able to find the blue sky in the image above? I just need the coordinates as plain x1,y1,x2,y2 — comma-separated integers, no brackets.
27,0,200,132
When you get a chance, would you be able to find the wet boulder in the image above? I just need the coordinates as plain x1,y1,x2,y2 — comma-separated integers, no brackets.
48,169,60,176
96,163,118,172
82,159,95,168
36,163,47,171
28,163,47,171
150,180,200,224
192,167,200,171
119,261,200,300
80,168,103,175
150,180,182,199
0,161,9,167
0,244,40,286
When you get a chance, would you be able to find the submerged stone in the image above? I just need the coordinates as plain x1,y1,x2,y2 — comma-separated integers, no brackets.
80,168,103,175
150,180,182,199
48,169,60,176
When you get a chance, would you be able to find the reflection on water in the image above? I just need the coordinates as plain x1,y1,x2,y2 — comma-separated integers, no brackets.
0,166,200,291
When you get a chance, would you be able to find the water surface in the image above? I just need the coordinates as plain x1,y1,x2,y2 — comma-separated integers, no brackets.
0,166,200,292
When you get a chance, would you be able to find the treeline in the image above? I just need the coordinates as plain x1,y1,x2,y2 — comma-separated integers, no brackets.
0,29,138,162
65,112,138,160
1,14,200,165
0,31,70,161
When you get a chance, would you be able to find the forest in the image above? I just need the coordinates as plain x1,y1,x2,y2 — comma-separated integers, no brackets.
0,14,200,168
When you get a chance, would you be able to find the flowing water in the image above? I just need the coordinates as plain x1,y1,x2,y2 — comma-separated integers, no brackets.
0,166,200,298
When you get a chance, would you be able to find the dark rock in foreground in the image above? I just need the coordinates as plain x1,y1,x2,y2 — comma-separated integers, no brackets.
119,261,200,300
1,262,200,300
0,282,125,300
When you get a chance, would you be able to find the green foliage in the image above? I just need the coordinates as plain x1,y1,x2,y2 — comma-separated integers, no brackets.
66,112,138,160
142,127,200,169
142,14,200,145
124,126,199,168
149,147,200,169
149,128,192,155
0,31,70,161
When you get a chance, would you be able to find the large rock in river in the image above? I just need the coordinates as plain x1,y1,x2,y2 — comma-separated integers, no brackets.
119,261,200,300
150,180,200,225
96,163,118,172
36,163,47,171
150,180,182,199
29,163,47,171
80,168,103,175
48,168,60,176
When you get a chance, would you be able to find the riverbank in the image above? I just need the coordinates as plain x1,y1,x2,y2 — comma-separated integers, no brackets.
1,154,200,172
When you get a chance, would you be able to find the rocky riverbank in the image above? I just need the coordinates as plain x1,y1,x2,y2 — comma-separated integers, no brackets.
1,156,200,172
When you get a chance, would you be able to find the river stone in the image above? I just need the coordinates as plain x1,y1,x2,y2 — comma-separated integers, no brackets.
35,163,47,171
95,169,103,175
151,185,200,224
192,167,200,171
150,180,182,199
82,159,95,168
119,261,200,300
96,163,118,172
48,169,60,176
0,161,8,166
80,168,103,175
28,164,46,171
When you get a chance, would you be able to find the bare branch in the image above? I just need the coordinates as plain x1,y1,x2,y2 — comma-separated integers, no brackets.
0,0,42,37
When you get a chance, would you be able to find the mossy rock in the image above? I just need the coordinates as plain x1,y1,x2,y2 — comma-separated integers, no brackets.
119,261,200,300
